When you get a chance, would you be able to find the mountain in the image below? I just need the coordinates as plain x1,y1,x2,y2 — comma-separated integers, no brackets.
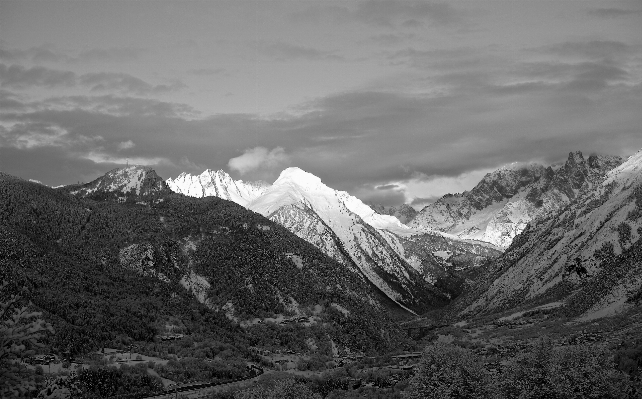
410,152,623,248
166,169,269,207
452,149,642,319
61,165,173,201
247,167,448,314
368,203,418,224
166,168,502,312
1,169,405,356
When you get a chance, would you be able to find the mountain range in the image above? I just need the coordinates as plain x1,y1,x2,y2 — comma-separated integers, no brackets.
409,151,623,248
3,147,638,359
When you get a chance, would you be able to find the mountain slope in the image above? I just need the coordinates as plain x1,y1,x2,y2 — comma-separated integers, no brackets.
410,152,622,248
453,149,642,319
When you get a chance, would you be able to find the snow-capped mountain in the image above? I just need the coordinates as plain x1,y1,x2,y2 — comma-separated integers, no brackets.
455,149,642,319
66,165,171,198
166,169,269,206
410,152,622,248
247,167,447,313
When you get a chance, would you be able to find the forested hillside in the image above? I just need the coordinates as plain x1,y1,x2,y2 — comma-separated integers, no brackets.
0,172,406,359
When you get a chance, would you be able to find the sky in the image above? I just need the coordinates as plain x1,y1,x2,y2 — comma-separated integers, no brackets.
1,0,641,208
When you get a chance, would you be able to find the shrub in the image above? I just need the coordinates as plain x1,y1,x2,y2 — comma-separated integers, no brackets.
403,343,490,399
234,378,321,399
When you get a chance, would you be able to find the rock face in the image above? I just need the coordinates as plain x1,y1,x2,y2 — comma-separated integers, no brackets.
454,149,642,319
410,152,623,248
66,166,172,199
166,169,269,206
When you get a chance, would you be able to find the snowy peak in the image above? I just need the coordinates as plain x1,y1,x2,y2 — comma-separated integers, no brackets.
166,169,269,206
69,166,170,198
274,167,324,189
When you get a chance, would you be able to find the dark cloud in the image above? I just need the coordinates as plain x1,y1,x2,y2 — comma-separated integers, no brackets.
79,72,185,95
0,64,75,88
75,47,146,63
0,63,185,95
588,8,642,18
540,40,631,60
354,1,462,27
0,90,26,109
257,42,344,61
43,95,199,118
0,44,146,64
564,62,629,91
0,44,67,63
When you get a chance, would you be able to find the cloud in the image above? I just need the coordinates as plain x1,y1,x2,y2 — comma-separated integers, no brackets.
228,146,290,175
0,120,103,150
257,42,344,61
0,44,67,63
117,140,135,150
228,147,291,178
0,44,146,64
540,40,631,61
0,90,26,109
75,47,146,63
43,94,199,118
79,72,185,95
588,8,642,18
0,64,75,88
354,1,462,27
376,183,400,190
0,64,185,95
81,151,168,166
409,197,438,210
357,187,407,207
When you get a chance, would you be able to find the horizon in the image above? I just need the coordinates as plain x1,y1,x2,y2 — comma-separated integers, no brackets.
1,0,641,208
